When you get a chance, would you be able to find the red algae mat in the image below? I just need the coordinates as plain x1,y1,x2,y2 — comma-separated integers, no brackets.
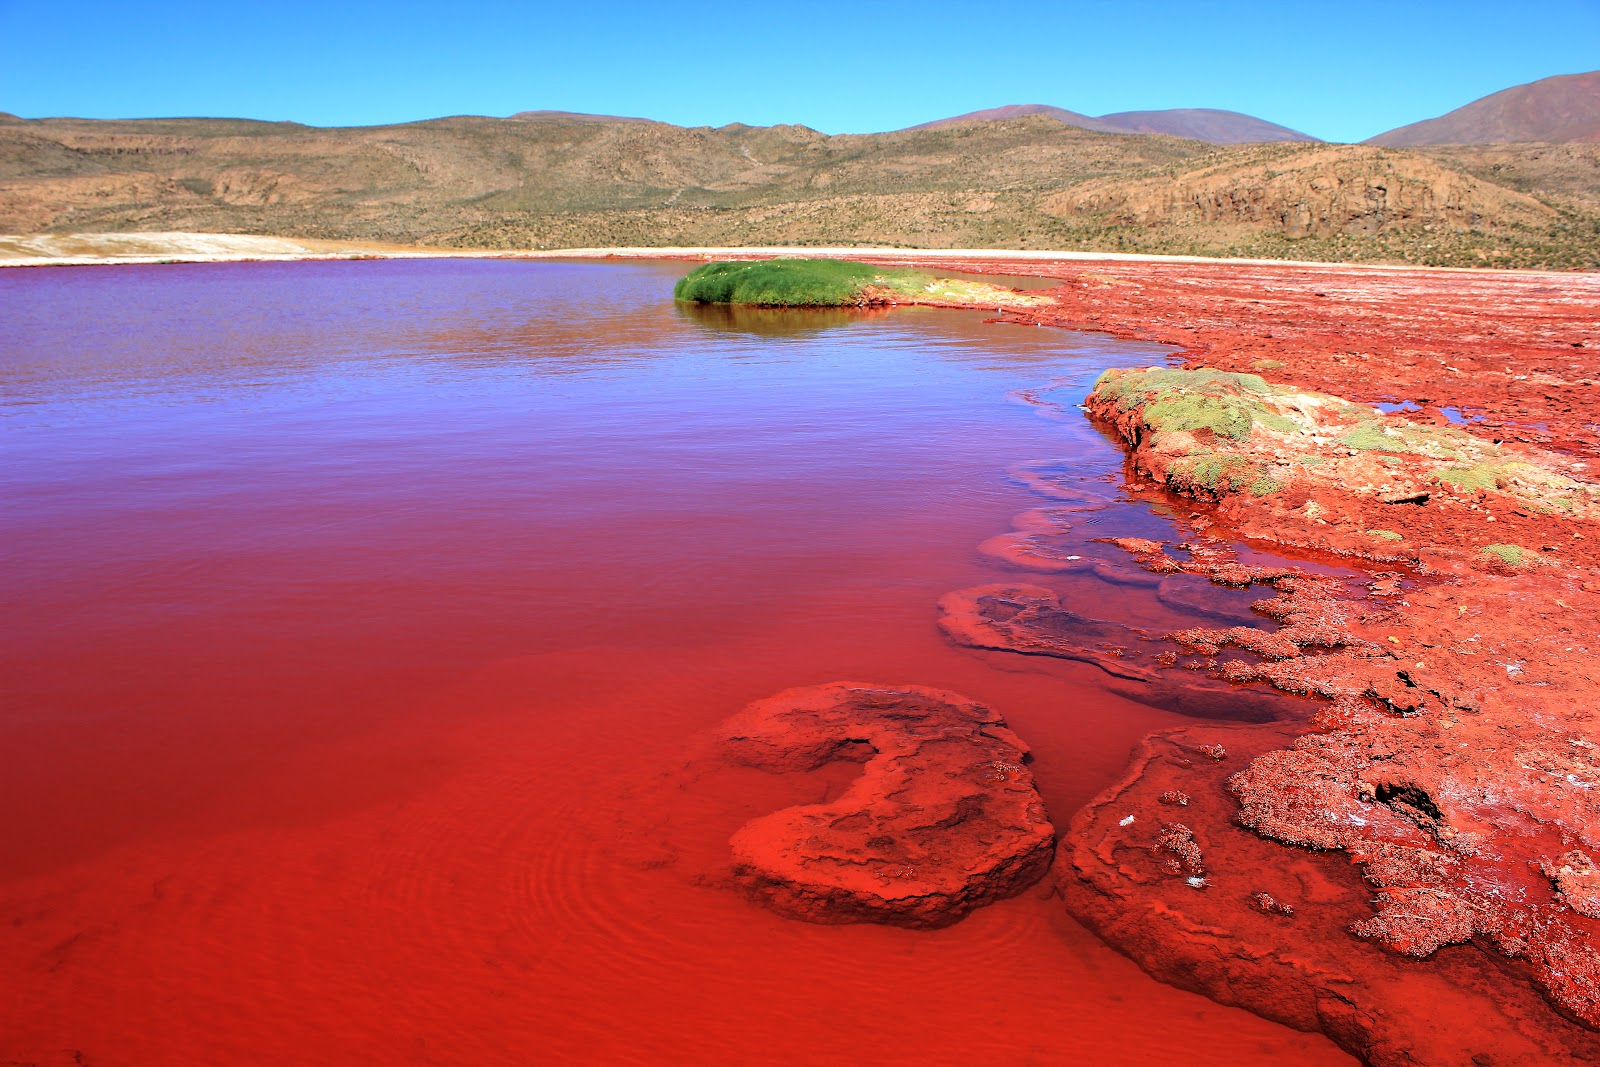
0,260,1354,1064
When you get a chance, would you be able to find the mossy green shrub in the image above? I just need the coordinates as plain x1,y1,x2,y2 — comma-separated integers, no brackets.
1171,454,1250,493
1092,368,1300,442
1480,543,1540,568
1435,459,1599,517
674,258,933,307
1368,529,1403,542
1343,420,1409,452
1166,453,1281,497
1436,464,1503,492
1390,424,1469,461
1249,473,1284,496
1145,393,1256,439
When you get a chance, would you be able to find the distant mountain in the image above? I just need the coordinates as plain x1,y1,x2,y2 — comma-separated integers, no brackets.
907,104,1317,143
510,110,656,124
1367,71,1600,145
1096,108,1316,143
906,104,1128,134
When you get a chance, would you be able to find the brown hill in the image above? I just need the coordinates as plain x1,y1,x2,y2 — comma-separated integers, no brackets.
1368,70,1600,145
1044,144,1557,237
509,110,657,124
0,112,1594,269
0,113,1197,238
1095,108,1317,143
1416,141,1600,215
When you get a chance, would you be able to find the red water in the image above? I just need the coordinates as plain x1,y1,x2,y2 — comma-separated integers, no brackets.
0,260,1353,1065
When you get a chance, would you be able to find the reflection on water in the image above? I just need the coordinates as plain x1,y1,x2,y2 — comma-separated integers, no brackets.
676,300,896,337
0,259,1352,1067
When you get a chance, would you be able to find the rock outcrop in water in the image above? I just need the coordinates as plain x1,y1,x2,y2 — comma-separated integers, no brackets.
720,683,1055,927
1062,722,1600,1067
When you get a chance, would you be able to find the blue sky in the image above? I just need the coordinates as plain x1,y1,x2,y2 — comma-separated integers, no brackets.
2,1,1595,142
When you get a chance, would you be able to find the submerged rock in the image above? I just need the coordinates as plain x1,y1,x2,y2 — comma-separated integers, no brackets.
720,682,1054,927
937,583,1291,722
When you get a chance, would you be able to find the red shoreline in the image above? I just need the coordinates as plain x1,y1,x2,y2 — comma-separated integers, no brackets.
896,253,1600,1064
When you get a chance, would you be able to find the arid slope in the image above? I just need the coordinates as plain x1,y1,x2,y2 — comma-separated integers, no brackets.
1,110,1596,268
1369,70,1600,146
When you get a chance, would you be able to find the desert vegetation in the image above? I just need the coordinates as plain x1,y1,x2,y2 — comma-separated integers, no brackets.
673,258,932,306
673,257,1048,308
3,112,1597,269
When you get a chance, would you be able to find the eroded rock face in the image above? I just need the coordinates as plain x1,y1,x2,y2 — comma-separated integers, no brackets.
720,683,1054,927
1044,145,1557,238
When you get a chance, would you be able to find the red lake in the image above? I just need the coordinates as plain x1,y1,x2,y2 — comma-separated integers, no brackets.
0,259,1353,1064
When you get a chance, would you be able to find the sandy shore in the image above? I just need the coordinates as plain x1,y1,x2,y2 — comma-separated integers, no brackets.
1,231,1582,277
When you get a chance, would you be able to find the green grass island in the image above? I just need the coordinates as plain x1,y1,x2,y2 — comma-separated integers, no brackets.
673,257,1052,309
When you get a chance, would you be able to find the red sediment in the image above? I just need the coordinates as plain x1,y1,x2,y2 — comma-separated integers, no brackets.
719,683,1055,928
1218,574,1600,1032
976,508,1091,573
1008,461,1117,506
978,508,1172,587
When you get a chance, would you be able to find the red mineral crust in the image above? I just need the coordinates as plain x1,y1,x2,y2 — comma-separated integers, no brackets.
861,256,1600,458
1062,723,1600,1066
720,683,1055,927
1033,262,1600,460
1072,363,1600,1034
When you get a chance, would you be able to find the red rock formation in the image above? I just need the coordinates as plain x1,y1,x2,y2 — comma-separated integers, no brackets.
1072,365,1600,1033
1063,723,1600,1066
720,683,1055,927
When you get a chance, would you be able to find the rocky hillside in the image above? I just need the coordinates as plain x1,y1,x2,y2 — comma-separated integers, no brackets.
1,111,1595,269
1369,70,1600,145
1046,144,1558,236
906,105,1129,134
